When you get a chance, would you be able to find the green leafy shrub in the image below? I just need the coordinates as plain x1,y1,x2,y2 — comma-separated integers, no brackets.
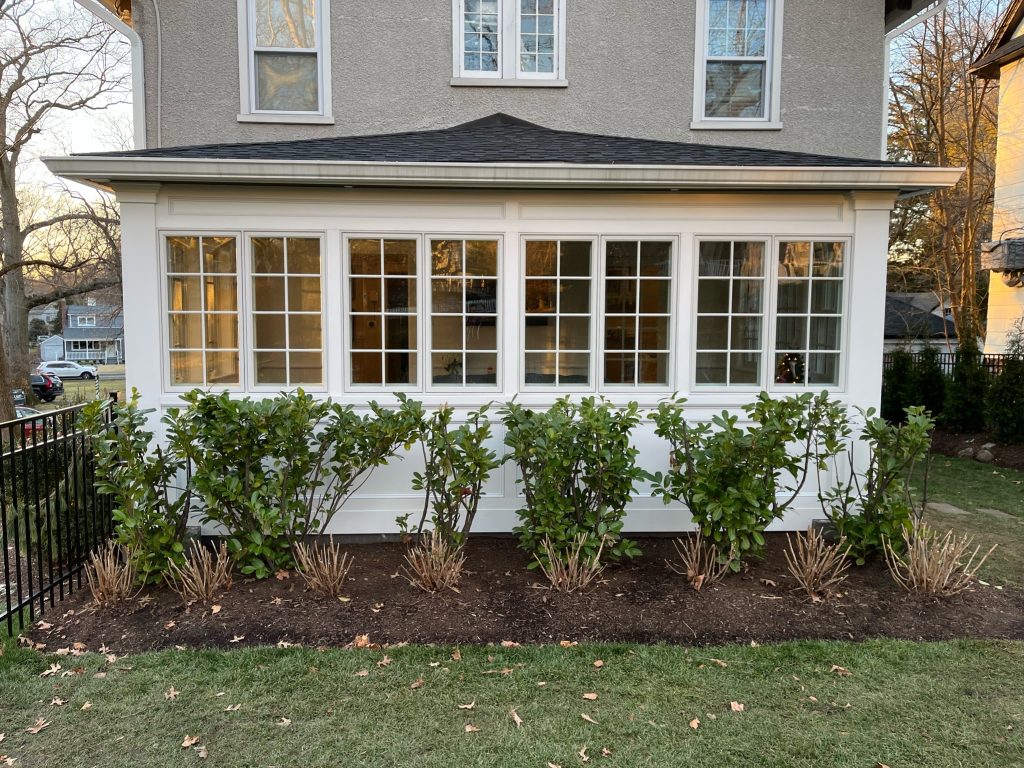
881,349,918,424
819,406,933,564
501,397,645,566
914,346,946,419
649,392,847,566
81,391,191,585
940,342,989,433
985,321,1024,443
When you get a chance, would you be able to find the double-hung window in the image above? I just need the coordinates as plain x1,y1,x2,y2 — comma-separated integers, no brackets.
239,0,332,121
77,315,96,327
694,0,782,127
454,0,566,84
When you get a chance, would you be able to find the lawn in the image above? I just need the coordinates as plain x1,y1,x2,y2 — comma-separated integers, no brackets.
1,638,1021,767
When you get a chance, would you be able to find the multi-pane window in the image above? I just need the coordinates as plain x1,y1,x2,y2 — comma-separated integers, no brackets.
430,239,499,387
702,0,772,119
251,236,323,386
77,316,96,327
695,241,766,385
774,241,845,386
456,0,563,81
603,241,672,386
250,0,322,112
523,240,592,386
349,238,418,387
166,236,240,387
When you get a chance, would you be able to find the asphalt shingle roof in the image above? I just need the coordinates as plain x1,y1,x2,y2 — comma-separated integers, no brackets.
83,113,916,169
884,295,957,340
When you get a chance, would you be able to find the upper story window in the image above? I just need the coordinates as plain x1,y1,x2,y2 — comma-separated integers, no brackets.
238,0,333,123
693,0,783,129
453,0,566,85
77,315,97,327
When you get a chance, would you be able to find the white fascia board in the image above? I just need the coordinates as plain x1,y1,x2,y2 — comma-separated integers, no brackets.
42,155,964,194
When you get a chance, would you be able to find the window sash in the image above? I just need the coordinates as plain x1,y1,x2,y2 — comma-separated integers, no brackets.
248,0,323,114
456,0,562,80
698,0,776,122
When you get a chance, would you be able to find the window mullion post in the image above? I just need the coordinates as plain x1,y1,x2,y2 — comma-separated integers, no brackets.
504,0,516,79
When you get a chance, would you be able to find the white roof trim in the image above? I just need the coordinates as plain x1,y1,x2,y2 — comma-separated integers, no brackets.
43,155,964,194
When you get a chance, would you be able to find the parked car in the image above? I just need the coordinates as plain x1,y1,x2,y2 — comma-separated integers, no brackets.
30,373,63,402
15,406,46,436
11,388,26,407
38,360,98,380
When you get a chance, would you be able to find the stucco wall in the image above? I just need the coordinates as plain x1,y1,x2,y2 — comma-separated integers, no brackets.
987,55,1024,353
128,0,886,158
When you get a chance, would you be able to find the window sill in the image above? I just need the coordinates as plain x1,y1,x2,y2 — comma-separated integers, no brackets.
689,120,784,131
450,77,568,88
237,113,336,125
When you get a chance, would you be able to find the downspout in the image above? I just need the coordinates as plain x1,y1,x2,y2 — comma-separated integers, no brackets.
882,0,949,159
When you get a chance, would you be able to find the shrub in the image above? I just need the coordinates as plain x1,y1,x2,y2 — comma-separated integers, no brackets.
819,406,933,564
81,391,192,585
885,523,995,595
914,346,947,419
667,532,734,591
650,392,847,566
535,535,605,593
881,349,918,424
402,529,466,592
85,541,140,607
501,397,645,567
940,341,989,432
985,326,1024,443
294,537,353,598
166,541,233,605
783,526,850,601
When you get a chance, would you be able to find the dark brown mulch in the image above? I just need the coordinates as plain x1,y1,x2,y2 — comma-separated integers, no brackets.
931,429,1024,472
26,536,1024,654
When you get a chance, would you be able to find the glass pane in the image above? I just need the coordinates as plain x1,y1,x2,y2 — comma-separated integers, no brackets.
525,280,557,313
639,316,669,350
253,237,285,273
431,240,462,275
731,316,762,350
640,280,670,314
605,279,637,314
524,353,556,384
289,314,322,349
351,278,381,313
256,351,288,385
809,317,841,351
385,278,416,313
207,351,240,385
732,279,763,313
525,241,557,276
699,242,731,276
168,276,202,311
640,242,671,276
350,239,381,275
698,280,729,313
167,236,200,273
560,280,590,313
206,277,238,312
290,351,322,385
705,61,765,119
813,242,845,277
466,241,498,276
203,237,236,274
697,316,728,350
465,316,497,350
432,316,462,349
254,276,285,311
560,316,590,350
351,315,382,350
524,316,556,351
604,317,636,350
255,52,319,112
731,352,761,384
696,352,727,384
288,238,321,274
466,280,497,313
537,53,554,73
385,352,416,385
255,0,317,47
383,240,417,275
606,242,637,276
734,242,764,276
775,352,806,385
559,353,589,384
205,315,238,350
638,353,669,384
776,317,807,350
604,352,634,384
560,242,591,276
811,281,843,314
351,352,382,385
808,353,840,385
466,352,497,384
385,315,416,350
169,314,202,349
288,276,321,311
776,280,808,314
169,351,204,385
255,313,287,349
779,242,811,277
432,353,464,384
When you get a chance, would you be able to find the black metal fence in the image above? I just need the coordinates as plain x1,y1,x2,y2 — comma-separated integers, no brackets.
882,351,1009,377
1,402,113,635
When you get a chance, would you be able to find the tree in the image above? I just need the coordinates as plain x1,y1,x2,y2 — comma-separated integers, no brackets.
1,0,129,419
887,1,1000,344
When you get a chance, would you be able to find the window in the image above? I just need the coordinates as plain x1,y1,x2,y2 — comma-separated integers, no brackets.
774,241,845,386
166,236,240,387
251,236,324,387
348,238,419,387
523,240,593,386
77,315,96,327
694,0,782,126
603,241,672,386
695,240,766,385
430,239,499,387
239,0,331,119
454,0,565,83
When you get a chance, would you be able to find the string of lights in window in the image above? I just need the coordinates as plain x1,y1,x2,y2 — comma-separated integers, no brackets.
774,352,805,384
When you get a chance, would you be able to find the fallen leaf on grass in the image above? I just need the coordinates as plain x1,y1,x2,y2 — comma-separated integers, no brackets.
0,756,14,766
276,718,291,727
429,662,441,668
709,658,728,668
229,635,244,644
830,665,852,677
876,764,891,768
501,640,521,648
537,681,547,687
601,748,612,757
808,696,819,703
410,678,424,690
0,735,4,743
80,702,92,711
50,697,66,707
457,700,476,710
451,648,462,662
592,659,604,669
730,701,745,712
377,655,391,667
511,709,524,728
224,704,241,712
547,763,562,768
483,668,515,676
559,640,577,648
40,664,60,678
210,605,222,615
464,724,480,733
354,670,369,677
581,713,599,725
165,687,179,701
196,746,208,759
582,692,598,701
92,672,106,679
181,735,199,749
689,718,700,730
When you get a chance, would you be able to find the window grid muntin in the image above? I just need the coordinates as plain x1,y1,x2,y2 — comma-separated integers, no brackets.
702,0,772,121
523,239,594,388
251,235,324,387
249,0,323,114
462,0,502,74
517,0,557,75
456,0,562,80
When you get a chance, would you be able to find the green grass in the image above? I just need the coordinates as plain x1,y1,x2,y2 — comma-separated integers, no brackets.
1,641,1021,767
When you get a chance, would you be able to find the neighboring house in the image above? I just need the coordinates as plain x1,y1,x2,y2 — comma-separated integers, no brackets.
972,0,1024,353
39,335,65,363
48,0,960,534
884,293,958,352
62,303,125,364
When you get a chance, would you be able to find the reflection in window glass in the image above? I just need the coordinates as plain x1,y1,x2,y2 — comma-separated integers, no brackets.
462,0,500,73
166,235,240,386
704,0,771,119
524,240,592,386
252,0,320,112
519,0,556,74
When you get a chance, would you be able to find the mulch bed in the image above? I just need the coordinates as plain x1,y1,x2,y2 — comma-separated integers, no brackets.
931,429,1024,472
25,536,1024,654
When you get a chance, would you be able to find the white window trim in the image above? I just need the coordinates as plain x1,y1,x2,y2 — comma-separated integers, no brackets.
77,315,97,327
236,0,334,124
451,0,567,85
691,0,784,130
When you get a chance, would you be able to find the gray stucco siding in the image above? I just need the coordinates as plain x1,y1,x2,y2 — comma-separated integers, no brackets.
129,0,886,159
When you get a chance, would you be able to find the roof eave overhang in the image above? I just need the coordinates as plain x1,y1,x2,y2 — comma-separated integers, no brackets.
43,156,964,196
